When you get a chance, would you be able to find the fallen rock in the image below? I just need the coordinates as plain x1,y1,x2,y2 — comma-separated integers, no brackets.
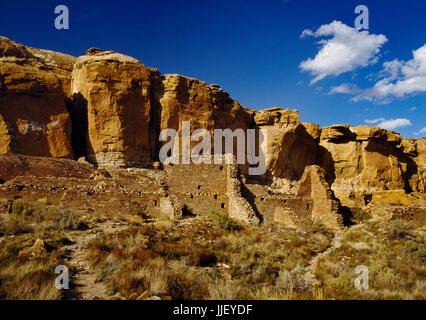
18,239,47,261
136,290,149,300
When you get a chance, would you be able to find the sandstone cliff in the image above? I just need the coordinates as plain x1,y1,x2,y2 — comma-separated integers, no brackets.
71,48,152,167
318,125,425,207
0,36,425,217
0,37,74,159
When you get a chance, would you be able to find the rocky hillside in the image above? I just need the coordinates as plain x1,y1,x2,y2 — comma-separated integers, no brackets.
0,36,425,210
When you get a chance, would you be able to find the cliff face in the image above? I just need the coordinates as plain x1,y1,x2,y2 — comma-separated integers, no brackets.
318,125,425,207
71,49,152,167
253,108,317,180
0,37,74,158
0,36,424,211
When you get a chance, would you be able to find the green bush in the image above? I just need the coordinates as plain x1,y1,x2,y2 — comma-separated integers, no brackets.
208,209,241,232
55,209,87,230
352,209,372,222
130,202,149,219
5,213,32,235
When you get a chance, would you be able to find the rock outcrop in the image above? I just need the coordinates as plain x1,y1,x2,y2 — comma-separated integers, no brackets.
0,36,424,227
71,49,152,167
150,74,253,162
318,124,419,207
253,108,317,180
0,37,74,158
0,154,92,182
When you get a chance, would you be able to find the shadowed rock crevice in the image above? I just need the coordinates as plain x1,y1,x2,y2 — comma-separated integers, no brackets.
65,93,91,160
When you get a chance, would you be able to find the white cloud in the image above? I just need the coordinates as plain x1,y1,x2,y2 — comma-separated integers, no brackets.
353,44,426,102
299,21,387,84
365,118,412,130
329,83,362,94
364,118,385,124
414,127,426,136
410,106,417,111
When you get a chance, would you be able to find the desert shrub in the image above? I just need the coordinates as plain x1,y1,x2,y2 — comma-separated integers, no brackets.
10,200,35,216
55,209,87,230
208,279,243,300
403,240,426,262
299,217,331,236
321,271,354,296
352,209,372,222
168,272,208,300
5,213,32,235
6,200,86,233
129,202,149,219
384,219,415,240
208,209,241,232
0,237,65,300
275,266,310,292
189,249,217,267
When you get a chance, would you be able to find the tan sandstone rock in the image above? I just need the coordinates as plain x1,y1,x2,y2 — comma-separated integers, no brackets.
153,74,253,156
402,138,426,193
0,37,74,158
319,125,409,207
71,49,152,167
254,108,317,180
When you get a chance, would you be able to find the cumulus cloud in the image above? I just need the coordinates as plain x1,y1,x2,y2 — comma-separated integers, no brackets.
299,21,388,84
410,106,417,111
414,127,426,136
364,118,412,130
364,118,385,124
329,83,362,95
352,44,426,102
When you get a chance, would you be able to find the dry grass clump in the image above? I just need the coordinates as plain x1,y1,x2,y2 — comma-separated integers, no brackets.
382,219,415,240
0,234,68,300
86,215,334,299
316,220,426,299
0,199,88,300
4,199,87,235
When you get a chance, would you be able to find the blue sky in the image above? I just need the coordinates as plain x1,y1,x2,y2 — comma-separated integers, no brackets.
0,0,425,137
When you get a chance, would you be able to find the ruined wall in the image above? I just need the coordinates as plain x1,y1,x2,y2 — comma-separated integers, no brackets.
244,183,312,227
297,165,343,229
164,160,229,216
226,161,260,224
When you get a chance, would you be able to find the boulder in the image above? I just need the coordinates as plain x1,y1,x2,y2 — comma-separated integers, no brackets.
18,239,48,261
302,122,321,141
320,124,352,142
